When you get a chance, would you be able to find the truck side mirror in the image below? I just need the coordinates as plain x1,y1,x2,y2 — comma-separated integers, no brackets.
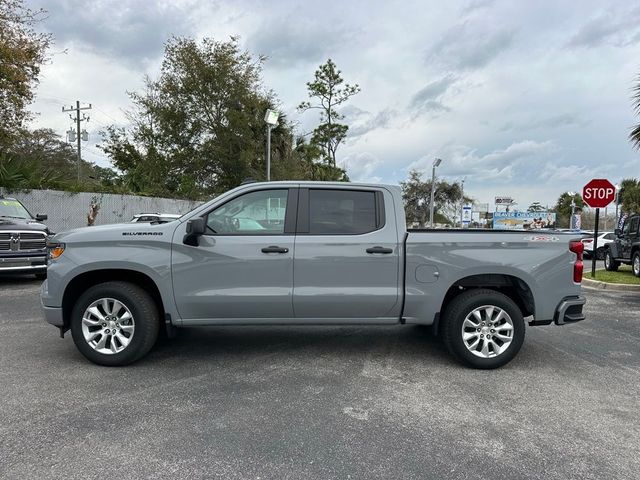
35,214,48,221
614,228,621,236
183,217,206,246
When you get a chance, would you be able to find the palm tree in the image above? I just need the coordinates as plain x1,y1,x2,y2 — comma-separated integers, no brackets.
631,75,640,149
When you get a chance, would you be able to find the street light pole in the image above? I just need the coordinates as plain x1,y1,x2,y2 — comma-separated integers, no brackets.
429,158,442,228
264,109,279,181
568,191,576,229
460,177,465,228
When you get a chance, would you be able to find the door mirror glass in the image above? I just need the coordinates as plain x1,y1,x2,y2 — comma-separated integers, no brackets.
614,229,621,236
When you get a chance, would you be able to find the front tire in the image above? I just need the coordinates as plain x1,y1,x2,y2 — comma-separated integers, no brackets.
632,252,640,278
442,289,525,369
70,281,160,366
35,272,47,280
595,247,606,261
604,249,619,272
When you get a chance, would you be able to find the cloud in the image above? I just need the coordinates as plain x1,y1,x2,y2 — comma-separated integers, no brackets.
246,14,356,66
36,0,203,65
500,113,589,132
567,6,640,48
426,21,514,71
409,75,457,116
347,108,398,138
341,152,382,183
408,140,557,183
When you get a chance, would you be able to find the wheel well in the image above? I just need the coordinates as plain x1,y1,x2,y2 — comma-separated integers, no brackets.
61,269,165,328
440,274,535,319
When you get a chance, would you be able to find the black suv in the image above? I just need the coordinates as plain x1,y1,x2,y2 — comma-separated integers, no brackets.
0,196,50,279
604,214,640,277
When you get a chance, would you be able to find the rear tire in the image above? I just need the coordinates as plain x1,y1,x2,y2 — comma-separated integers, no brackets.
632,252,640,278
604,249,619,272
441,289,525,369
70,281,160,366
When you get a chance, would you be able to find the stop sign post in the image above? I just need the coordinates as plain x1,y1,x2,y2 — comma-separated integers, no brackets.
582,179,616,277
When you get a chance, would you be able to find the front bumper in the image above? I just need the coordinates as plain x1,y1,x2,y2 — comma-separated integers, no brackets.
554,295,586,325
40,281,64,327
0,255,47,273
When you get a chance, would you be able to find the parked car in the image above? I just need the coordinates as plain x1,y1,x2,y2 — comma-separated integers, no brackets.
130,213,181,224
582,231,615,260
0,195,50,279
604,214,640,276
41,181,586,369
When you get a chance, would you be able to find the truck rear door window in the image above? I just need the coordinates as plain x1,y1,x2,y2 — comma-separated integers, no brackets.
308,189,377,234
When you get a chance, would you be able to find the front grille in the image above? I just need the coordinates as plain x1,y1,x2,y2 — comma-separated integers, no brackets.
0,231,47,252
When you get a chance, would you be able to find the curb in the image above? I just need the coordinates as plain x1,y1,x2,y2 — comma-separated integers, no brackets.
582,276,640,292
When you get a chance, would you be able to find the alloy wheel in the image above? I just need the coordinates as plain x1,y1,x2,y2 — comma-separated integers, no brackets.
461,305,514,358
81,298,135,355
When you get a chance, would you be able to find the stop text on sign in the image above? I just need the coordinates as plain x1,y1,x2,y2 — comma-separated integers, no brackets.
583,187,614,200
582,178,615,208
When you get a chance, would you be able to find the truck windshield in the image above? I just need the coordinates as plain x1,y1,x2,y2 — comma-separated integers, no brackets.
0,199,32,219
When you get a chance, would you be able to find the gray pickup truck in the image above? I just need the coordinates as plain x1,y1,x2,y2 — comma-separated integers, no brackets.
41,181,586,369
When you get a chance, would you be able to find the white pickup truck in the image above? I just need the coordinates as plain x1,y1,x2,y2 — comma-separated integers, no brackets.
42,181,586,369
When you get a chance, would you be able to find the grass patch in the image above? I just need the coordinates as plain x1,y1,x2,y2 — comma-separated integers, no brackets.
589,265,640,285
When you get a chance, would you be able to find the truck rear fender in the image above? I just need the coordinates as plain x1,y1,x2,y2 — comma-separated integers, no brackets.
439,274,535,323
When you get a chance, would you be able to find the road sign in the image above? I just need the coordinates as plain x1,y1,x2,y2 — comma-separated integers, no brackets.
462,205,472,225
495,196,514,205
582,179,615,208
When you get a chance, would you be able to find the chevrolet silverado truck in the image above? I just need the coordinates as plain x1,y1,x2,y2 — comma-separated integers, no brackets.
41,181,586,369
604,213,640,276
0,196,50,279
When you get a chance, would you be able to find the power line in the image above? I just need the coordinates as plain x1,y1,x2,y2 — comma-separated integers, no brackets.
62,101,92,181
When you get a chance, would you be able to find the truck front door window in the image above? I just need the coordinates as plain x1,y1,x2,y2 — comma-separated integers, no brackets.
207,189,288,235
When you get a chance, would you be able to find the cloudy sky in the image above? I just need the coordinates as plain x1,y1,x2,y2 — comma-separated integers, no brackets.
27,0,640,209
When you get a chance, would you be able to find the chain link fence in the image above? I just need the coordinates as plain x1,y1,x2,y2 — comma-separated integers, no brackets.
0,187,202,233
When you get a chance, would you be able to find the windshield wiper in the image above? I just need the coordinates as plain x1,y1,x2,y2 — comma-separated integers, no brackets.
0,215,28,219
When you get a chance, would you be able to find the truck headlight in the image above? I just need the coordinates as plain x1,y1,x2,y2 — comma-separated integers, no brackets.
47,241,65,260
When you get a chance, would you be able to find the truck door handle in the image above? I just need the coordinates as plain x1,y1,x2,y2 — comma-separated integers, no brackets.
261,245,289,254
366,246,393,254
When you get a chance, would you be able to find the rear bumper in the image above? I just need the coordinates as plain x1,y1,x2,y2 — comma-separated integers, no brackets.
554,295,586,325
0,255,47,273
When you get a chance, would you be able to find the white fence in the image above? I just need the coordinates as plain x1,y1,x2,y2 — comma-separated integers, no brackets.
0,187,202,233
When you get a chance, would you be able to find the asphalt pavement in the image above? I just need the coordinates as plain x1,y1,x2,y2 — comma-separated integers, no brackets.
0,275,638,479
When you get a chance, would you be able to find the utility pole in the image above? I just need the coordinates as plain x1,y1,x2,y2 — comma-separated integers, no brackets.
62,101,92,181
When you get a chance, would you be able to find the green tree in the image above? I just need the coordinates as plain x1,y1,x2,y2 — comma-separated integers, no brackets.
553,192,585,228
100,36,315,199
298,59,360,168
618,178,640,213
0,128,118,191
631,75,640,149
400,169,470,227
0,0,52,148
527,202,546,212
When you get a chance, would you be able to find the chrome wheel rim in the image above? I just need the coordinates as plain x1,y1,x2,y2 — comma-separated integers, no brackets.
605,253,610,268
634,256,640,275
81,298,135,355
461,305,514,358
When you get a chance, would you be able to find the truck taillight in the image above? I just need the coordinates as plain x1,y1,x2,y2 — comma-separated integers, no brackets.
569,240,583,283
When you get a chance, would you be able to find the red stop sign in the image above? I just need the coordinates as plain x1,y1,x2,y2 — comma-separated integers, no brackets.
582,179,616,208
